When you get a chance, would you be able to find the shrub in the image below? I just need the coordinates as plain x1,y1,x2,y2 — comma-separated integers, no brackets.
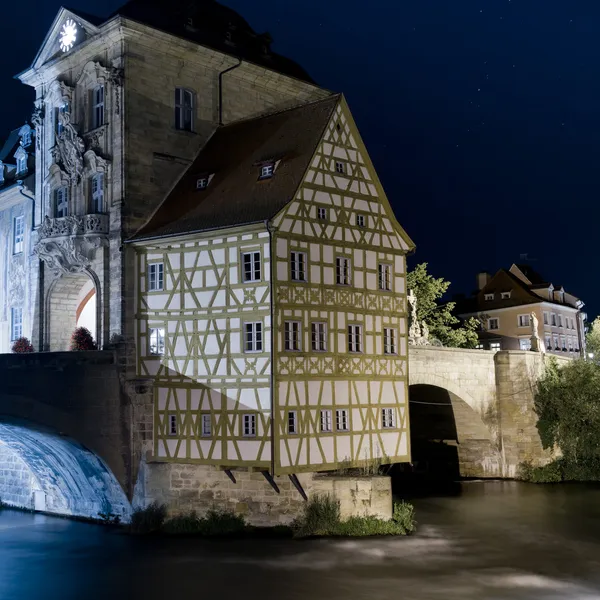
162,510,247,536
70,327,97,351
11,337,34,353
519,460,563,483
292,495,416,538
130,502,167,534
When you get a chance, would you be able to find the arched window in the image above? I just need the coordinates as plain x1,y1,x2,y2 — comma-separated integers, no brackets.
55,187,69,218
90,173,104,213
175,88,195,132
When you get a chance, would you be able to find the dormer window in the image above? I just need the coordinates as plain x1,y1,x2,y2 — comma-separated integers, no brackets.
484,293,494,301
501,291,511,300
260,164,274,179
16,154,27,175
197,177,209,190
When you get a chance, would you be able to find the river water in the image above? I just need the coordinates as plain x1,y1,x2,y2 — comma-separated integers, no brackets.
2,481,600,600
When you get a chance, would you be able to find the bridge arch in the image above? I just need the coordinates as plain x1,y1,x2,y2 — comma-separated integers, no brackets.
0,417,130,520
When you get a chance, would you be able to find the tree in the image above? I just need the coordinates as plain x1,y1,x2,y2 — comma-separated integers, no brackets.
586,316,600,360
406,263,479,349
70,327,97,351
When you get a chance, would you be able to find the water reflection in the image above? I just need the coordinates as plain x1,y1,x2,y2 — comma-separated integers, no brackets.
2,482,600,599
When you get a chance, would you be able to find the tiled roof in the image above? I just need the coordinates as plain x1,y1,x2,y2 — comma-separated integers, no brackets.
131,95,340,241
0,129,20,163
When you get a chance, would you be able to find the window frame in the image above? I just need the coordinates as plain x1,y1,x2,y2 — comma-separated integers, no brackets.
489,341,501,351
551,313,557,326
242,251,262,283
517,314,530,328
243,413,257,437
382,408,396,429
168,414,178,436
196,177,209,190
378,263,392,291
90,172,104,213
335,160,346,174
16,154,27,174
519,338,532,351
13,215,24,255
383,327,397,355
356,214,366,228
543,312,549,325
10,307,23,342
148,262,164,292
484,293,494,301
320,409,332,433
284,321,302,352
336,256,351,286
336,409,350,432
175,87,195,132
149,327,165,355
259,164,274,179
501,291,511,300
290,251,307,282
487,317,499,331
317,207,328,220
91,85,105,130
201,413,212,438
243,321,263,353
311,322,327,352
348,324,363,353
287,411,298,435
54,186,69,218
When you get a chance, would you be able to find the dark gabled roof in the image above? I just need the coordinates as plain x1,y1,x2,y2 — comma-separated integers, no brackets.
110,0,314,83
512,264,548,285
131,95,339,242
0,129,20,163
63,6,105,26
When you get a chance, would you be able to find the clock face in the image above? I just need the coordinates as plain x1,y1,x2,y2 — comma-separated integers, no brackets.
59,19,78,53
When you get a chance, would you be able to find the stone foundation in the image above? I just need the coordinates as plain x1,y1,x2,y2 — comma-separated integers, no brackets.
134,460,393,526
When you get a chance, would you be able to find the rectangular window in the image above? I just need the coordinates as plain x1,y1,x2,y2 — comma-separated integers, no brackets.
378,263,392,291
55,187,69,218
551,313,557,326
543,312,549,325
490,341,501,351
484,293,494,301
169,414,178,436
10,308,22,341
16,155,27,174
13,216,24,254
55,103,68,138
348,324,363,353
149,327,165,355
288,411,297,435
383,328,397,354
290,251,307,282
560,335,566,350
175,88,194,131
90,173,104,213
284,321,302,351
558,315,564,328
92,85,105,129
356,214,366,227
201,414,212,437
488,318,499,331
382,408,396,429
518,314,530,328
501,291,511,299
553,335,560,350
260,164,274,179
336,409,349,432
568,338,573,351
335,161,346,174
242,251,261,282
317,207,328,220
519,338,532,351
244,322,263,352
320,410,332,433
148,263,164,292
311,322,327,352
545,334,552,350
336,257,351,285
243,414,256,437
196,177,208,190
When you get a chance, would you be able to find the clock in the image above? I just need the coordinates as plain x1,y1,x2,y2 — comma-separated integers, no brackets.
59,19,78,53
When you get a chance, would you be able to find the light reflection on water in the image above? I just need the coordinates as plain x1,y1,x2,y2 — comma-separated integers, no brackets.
2,481,600,600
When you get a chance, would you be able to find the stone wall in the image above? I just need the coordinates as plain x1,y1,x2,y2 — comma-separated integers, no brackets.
0,442,38,509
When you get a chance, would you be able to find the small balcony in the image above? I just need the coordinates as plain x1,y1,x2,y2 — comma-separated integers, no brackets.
38,214,109,239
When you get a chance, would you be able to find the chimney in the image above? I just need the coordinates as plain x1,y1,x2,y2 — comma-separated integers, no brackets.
477,272,491,291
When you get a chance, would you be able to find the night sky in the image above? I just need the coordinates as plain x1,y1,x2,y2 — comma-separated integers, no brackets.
0,1,596,315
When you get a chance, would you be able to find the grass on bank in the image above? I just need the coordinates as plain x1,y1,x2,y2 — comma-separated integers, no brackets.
129,497,416,538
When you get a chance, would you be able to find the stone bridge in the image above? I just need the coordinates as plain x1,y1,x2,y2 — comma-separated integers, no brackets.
408,347,565,478
0,347,561,520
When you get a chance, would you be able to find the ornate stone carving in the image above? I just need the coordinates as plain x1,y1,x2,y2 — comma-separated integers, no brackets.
35,215,109,275
109,67,124,116
83,129,105,154
31,102,44,150
52,110,85,182
8,260,26,306
530,311,544,353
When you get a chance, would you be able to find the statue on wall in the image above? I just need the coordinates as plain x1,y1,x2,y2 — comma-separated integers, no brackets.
52,108,85,182
408,289,422,343
530,311,544,353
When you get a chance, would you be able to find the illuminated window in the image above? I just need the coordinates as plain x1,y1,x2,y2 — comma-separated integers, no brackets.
382,408,396,429
285,321,302,351
201,414,212,437
260,164,274,179
148,263,164,291
242,251,261,282
91,85,105,129
244,322,263,352
336,257,351,285
288,411,297,434
348,324,362,353
484,293,494,301
90,173,104,213
320,410,332,433
519,338,531,351
336,409,349,432
290,251,307,281
311,322,327,352
149,327,165,355
196,177,208,190
243,414,256,437
378,264,392,291
490,341,501,351
383,328,397,354
501,291,511,299
10,308,22,341
13,216,24,254
175,88,195,131
169,414,178,436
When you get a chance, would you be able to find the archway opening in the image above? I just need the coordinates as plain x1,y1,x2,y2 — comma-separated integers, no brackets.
0,419,130,520
48,273,97,351
393,384,500,495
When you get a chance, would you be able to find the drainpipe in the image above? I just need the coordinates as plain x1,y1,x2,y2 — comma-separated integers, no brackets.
17,181,35,231
218,58,242,126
